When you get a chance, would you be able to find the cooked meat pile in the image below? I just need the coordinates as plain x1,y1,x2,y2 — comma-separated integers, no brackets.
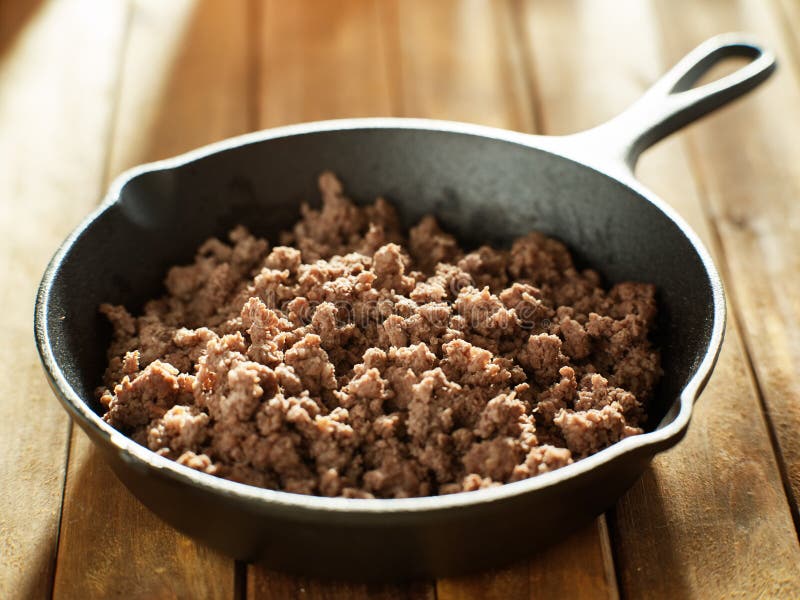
99,172,661,498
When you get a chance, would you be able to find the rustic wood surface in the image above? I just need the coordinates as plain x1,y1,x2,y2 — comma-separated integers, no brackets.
1,1,799,598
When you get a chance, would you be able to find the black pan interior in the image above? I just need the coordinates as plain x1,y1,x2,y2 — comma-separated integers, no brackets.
47,127,714,432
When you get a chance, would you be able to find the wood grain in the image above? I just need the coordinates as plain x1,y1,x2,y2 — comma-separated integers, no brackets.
52,0,251,597
391,2,617,598
108,0,254,174
4,0,800,597
517,0,800,596
437,518,618,600
0,1,128,598
257,0,392,126
249,574,434,600
55,428,235,600
776,0,800,77
388,0,533,131
247,1,430,597
656,0,800,523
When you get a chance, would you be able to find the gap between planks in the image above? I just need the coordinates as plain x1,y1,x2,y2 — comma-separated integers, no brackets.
247,1,618,598
49,2,135,591
655,0,800,539
52,0,251,597
519,0,800,597
39,0,800,596
687,0,800,540
0,0,132,597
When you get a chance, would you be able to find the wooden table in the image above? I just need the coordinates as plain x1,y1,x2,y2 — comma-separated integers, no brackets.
3,0,800,597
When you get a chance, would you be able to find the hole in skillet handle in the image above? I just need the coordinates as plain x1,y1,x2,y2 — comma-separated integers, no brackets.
552,32,777,175
628,32,777,166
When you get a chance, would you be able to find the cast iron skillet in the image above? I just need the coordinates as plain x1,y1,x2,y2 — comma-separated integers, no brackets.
35,34,775,580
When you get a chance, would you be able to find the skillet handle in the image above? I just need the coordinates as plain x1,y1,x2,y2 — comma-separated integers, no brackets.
557,33,776,175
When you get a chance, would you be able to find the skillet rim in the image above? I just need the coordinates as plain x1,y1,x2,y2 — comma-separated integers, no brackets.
34,117,726,515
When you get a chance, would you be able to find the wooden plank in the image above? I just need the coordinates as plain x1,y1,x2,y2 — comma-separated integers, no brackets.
0,1,129,598
656,0,800,523
249,574,434,600
250,2,617,597
107,0,254,173
437,518,617,600
257,0,392,126
248,2,434,598
52,0,250,597
774,0,800,78
518,0,800,596
388,0,533,131
526,518,617,599
391,2,617,599
56,428,236,599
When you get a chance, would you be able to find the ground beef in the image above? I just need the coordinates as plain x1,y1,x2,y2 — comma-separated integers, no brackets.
98,172,662,498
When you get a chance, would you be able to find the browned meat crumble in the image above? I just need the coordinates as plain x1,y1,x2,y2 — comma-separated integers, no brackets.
98,172,661,498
